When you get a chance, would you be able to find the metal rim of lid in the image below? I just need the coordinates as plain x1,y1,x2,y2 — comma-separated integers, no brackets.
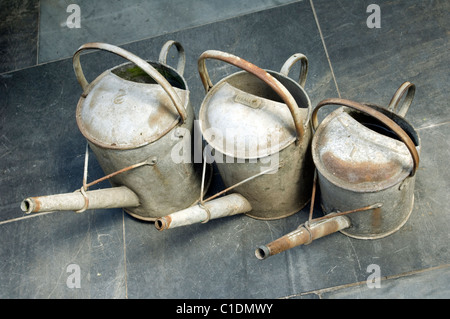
312,106,420,193
76,61,190,150
198,69,311,159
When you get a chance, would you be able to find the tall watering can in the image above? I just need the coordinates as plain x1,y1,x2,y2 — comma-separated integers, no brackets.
155,50,314,230
21,41,208,221
256,82,420,259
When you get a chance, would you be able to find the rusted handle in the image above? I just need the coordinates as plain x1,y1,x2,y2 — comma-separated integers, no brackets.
72,42,187,123
158,40,186,76
312,98,419,176
388,81,415,118
280,53,308,88
198,50,305,142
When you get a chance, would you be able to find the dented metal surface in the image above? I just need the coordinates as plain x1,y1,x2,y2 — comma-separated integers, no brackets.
311,82,420,239
77,71,189,149
21,41,209,221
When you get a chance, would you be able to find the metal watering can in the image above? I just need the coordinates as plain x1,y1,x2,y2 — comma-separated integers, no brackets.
256,82,420,259
155,50,314,230
21,41,209,221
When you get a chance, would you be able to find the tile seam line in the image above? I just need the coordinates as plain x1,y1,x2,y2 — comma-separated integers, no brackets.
0,211,56,226
309,0,341,98
280,263,450,299
36,0,41,66
416,120,450,131
122,211,128,299
0,0,302,76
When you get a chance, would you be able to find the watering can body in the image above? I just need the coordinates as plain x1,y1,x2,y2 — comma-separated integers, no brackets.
311,83,420,239
197,51,314,220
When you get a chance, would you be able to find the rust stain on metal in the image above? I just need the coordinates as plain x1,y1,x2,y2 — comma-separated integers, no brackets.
312,219,342,238
312,98,419,176
31,197,40,213
321,151,398,183
156,215,171,230
372,207,382,229
267,228,309,256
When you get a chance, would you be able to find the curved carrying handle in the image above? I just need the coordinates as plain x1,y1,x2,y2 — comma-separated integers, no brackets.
158,40,186,76
198,50,305,142
312,98,419,176
280,53,308,88
388,81,415,118
73,42,187,123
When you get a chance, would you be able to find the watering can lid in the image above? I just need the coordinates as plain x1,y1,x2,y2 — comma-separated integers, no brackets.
312,107,417,192
76,71,188,149
199,82,301,159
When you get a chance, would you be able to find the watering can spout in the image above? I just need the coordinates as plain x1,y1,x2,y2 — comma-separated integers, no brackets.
255,215,352,260
155,194,252,231
20,186,140,215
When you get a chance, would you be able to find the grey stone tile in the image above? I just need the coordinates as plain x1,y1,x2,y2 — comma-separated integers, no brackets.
0,60,108,222
0,209,126,298
312,0,450,130
321,265,450,299
38,0,299,63
0,0,39,73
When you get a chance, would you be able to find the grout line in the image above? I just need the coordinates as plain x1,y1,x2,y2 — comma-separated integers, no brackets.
281,263,450,299
0,211,55,226
36,0,41,65
0,0,301,76
122,211,128,299
309,0,341,98
417,120,450,131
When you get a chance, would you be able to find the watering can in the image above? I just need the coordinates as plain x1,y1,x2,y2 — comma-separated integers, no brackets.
21,41,209,221
256,82,420,259
155,50,314,230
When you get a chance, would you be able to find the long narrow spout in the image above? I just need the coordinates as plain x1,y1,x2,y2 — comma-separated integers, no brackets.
155,193,252,231
21,186,140,214
255,215,351,260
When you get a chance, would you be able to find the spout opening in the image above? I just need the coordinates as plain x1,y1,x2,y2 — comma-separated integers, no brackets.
255,246,270,260
155,218,167,231
20,199,33,214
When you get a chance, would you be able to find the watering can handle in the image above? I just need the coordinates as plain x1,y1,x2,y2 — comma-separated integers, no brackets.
198,50,305,142
158,40,186,76
388,81,415,118
280,53,308,88
72,42,187,123
312,98,419,176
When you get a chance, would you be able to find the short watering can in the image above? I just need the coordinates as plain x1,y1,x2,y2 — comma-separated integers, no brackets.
155,50,314,230
21,41,209,221
256,82,420,259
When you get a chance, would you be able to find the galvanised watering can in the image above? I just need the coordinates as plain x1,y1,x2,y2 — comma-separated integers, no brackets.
21,41,209,221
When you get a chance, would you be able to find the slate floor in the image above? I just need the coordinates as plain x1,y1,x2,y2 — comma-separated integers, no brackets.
0,0,449,300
